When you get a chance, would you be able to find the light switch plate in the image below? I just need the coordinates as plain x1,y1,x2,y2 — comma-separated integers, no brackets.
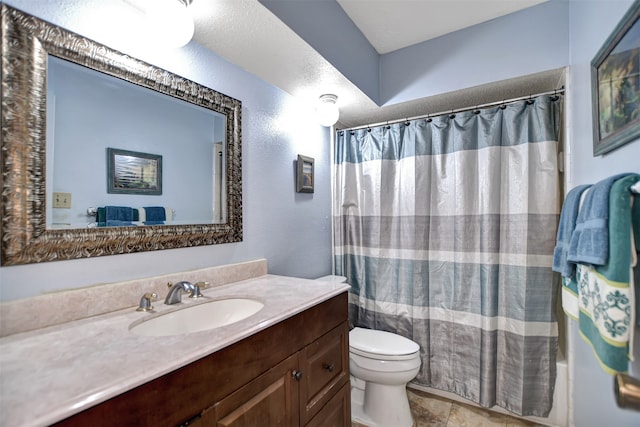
53,192,71,208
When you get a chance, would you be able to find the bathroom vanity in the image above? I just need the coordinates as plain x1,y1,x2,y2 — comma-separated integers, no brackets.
55,294,349,426
0,269,350,427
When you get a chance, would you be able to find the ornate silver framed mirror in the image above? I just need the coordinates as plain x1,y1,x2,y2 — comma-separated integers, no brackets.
1,4,242,265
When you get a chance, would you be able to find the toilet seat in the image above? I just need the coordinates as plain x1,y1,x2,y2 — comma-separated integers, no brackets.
349,327,420,360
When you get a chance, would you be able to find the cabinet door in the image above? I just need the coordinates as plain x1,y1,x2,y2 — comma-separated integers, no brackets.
299,322,349,425
305,382,350,427
208,353,300,427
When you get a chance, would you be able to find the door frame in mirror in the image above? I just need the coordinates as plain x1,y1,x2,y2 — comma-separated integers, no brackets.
0,4,242,265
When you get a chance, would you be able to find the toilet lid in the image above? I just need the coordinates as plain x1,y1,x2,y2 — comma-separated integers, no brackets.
349,327,419,357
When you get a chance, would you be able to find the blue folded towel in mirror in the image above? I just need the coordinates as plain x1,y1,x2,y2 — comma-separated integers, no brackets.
105,205,133,222
143,206,166,224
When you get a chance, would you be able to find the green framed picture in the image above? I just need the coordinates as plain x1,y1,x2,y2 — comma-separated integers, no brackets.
591,1,640,156
107,148,162,195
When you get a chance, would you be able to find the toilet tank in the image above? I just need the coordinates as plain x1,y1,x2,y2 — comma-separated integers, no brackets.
315,275,347,283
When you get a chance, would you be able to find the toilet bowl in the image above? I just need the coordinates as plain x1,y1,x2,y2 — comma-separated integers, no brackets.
349,327,421,427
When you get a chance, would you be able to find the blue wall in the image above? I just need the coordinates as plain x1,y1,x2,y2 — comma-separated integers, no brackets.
379,0,569,105
567,1,639,426
2,1,640,424
0,0,333,301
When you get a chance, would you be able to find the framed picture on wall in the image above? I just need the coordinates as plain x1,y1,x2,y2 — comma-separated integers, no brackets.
296,155,314,193
107,148,162,195
591,1,640,156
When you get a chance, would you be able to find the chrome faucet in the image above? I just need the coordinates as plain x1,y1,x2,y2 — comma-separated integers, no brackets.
164,281,196,305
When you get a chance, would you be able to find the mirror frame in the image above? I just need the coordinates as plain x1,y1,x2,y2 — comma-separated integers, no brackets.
0,5,243,265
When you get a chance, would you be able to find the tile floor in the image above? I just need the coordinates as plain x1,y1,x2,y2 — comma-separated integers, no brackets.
353,388,547,427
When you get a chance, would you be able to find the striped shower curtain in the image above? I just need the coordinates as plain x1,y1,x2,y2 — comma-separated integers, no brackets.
333,95,562,417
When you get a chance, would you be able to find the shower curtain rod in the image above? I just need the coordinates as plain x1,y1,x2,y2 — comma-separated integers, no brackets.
337,87,565,132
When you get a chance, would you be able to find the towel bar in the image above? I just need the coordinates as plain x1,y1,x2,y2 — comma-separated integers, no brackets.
614,373,640,411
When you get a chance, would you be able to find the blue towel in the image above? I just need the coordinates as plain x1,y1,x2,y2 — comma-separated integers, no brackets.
144,206,166,222
105,206,133,222
567,173,633,266
552,184,592,277
106,220,136,227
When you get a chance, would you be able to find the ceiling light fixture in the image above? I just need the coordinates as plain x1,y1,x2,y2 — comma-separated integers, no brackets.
145,0,194,48
316,94,340,127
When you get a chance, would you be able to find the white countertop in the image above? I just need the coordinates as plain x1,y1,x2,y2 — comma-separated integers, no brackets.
0,274,349,427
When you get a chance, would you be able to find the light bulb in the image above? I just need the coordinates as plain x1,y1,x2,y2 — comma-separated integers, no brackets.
145,0,194,48
317,94,339,127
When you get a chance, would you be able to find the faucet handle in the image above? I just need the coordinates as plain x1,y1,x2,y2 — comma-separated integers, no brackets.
189,281,209,299
136,292,157,312
195,281,210,290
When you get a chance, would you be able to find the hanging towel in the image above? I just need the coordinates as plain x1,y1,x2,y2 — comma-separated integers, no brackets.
633,189,640,326
105,205,134,226
143,206,166,225
553,184,592,277
556,185,591,319
577,174,640,374
106,220,137,227
567,173,633,266
105,205,133,221
96,207,106,226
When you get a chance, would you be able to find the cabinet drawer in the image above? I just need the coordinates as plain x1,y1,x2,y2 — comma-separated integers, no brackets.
305,382,350,427
300,322,349,424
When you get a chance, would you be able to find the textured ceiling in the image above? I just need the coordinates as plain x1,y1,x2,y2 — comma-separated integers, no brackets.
191,0,559,129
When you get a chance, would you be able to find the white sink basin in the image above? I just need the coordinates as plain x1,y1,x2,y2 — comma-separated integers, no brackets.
130,298,264,337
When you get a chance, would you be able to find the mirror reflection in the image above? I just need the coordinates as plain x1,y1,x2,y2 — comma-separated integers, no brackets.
0,3,242,266
46,56,226,229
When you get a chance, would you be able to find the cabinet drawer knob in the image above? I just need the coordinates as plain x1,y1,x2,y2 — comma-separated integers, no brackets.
292,370,303,381
322,363,335,373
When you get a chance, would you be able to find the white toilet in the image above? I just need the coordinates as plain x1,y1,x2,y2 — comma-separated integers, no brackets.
314,275,421,427
349,327,421,427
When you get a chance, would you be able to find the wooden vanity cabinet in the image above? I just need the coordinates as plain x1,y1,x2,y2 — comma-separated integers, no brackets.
206,353,301,426
299,321,349,425
54,292,350,427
